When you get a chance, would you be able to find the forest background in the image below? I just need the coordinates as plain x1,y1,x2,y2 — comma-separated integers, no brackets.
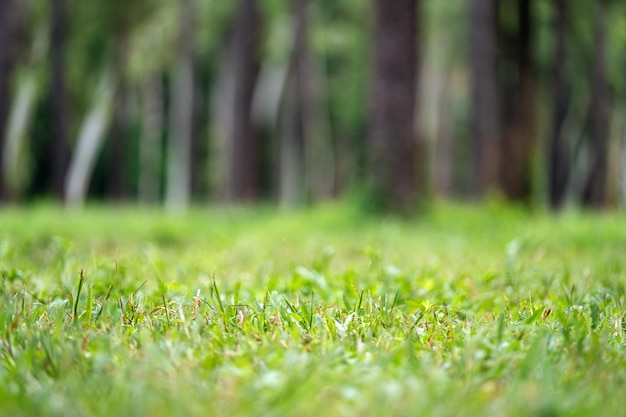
0,0,624,213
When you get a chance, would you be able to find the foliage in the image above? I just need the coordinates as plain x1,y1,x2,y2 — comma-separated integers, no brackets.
2,0,624,206
1,203,626,416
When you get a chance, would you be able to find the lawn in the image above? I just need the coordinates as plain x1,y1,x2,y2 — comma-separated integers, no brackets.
1,202,626,416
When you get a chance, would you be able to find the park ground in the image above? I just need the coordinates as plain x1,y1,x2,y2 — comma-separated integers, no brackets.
1,202,626,416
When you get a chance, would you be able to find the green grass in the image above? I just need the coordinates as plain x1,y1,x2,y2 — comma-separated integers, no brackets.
1,202,626,416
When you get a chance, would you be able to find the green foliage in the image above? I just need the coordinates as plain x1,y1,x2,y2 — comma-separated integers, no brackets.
9,0,625,204
1,203,626,416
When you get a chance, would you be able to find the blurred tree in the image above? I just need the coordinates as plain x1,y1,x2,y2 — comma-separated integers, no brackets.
418,0,466,198
108,37,131,201
165,0,195,212
498,0,536,201
138,75,164,205
65,74,115,207
127,2,176,205
582,1,611,208
1,0,623,208
321,2,370,195
367,0,419,213
220,0,262,203
0,0,19,201
3,31,40,201
305,4,336,203
49,0,71,202
62,0,160,203
107,1,154,201
279,0,310,207
548,0,569,209
469,0,500,197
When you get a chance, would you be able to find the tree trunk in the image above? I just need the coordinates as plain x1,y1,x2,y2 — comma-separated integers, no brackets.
49,0,71,202
225,0,262,203
250,57,289,200
307,40,335,202
165,0,194,212
469,0,500,196
499,0,535,201
434,72,454,197
108,39,130,201
0,0,17,202
582,3,611,208
279,0,310,208
548,0,569,209
368,0,419,213
138,75,164,205
2,70,37,199
65,75,115,207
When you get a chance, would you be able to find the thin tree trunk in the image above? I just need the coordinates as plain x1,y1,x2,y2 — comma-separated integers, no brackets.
2,70,37,199
368,0,419,213
435,72,454,197
280,0,309,207
190,57,205,200
307,36,335,202
213,36,236,200
500,0,535,201
49,0,71,202
65,75,115,207
0,0,17,201
420,35,452,197
165,0,194,212
582,3,611,208
224,0,262,203
469,0,500,196
622,121,626,205
138,76,163,205
108,40,130,201
250,58,289,200
548,0,569,209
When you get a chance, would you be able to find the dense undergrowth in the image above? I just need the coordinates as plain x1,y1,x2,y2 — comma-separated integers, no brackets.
1,202,625,416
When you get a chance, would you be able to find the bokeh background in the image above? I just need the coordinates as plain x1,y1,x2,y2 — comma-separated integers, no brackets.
0,0,624,211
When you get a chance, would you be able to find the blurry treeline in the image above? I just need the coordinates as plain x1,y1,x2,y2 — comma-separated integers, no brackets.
0,0,624,212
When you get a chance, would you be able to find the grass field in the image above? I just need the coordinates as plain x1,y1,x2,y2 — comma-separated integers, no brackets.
1,202,626,416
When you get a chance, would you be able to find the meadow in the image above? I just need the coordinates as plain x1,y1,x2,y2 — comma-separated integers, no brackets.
1,202,625,416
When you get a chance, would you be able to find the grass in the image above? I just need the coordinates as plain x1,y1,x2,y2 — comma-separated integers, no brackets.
1,201,626,416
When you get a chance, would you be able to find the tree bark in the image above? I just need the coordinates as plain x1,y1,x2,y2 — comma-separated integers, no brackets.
434,73,454,197
469,0,500,196
138,76,163,205
65,75,115,207
368,0,419,213
225,0,262,203
582,2,611,208
0,0,17,202
49,0,71,202
279,0,310,208
108,38,130,201
499,0,535,201
548,0,569,209
2,69,37,199
165,0,194,212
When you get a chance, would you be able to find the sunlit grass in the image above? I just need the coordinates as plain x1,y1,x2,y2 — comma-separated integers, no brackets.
1,202,626,416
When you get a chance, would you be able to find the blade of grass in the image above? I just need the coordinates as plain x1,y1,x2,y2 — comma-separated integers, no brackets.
354,290,364,314
72,268,85,324
162,293,170,327
212,279,225,315
95,285,113,322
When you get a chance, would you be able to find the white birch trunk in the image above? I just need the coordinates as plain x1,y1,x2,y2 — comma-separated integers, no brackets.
65,74,114,207
2,70,37,195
